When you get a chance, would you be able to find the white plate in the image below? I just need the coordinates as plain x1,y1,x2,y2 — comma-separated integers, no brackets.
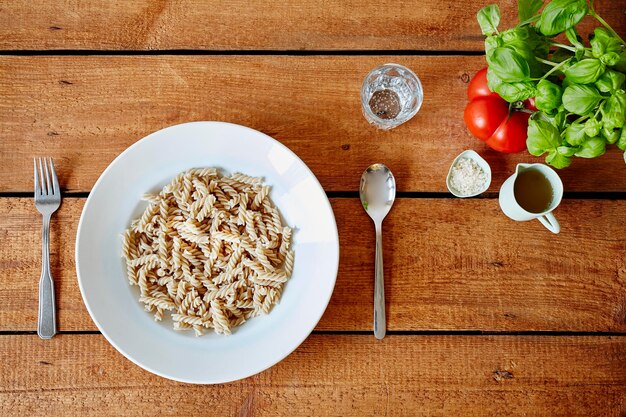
75,121,339,384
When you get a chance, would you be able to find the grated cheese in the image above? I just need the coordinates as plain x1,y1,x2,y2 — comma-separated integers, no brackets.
449,157,487,196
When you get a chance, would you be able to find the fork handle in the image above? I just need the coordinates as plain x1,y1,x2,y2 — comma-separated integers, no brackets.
38,214,56,339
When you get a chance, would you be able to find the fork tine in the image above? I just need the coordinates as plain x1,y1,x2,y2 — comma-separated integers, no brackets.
49,158,59,195
38,157,46,195
38,158,45,195
34,158,41,196
43,157,52,196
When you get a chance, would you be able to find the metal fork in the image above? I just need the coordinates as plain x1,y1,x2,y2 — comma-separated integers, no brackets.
34,157,61,339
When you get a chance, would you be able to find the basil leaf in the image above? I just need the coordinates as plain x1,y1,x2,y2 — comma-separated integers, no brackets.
600,52,620,67
595,70,625,93
531,110,567,131
518,0,543,22
484,35,501,59
562,84,602,115
565,27,583,49
537,0,587,36
584,118,602,137
487,47,531,82
535,79,563,113
564,59,606,84
603,90,626,130
574,136,606,158
534,109,567,130
617,128,626,151
601,126,620,144
590,28,623,59
526,26,550,58
500,27,548,76
546,149,573,168
486,68,503,93
564,123,588,146
615,51,626,73
527,119,560,156
495,81,536,102
557,146,577,157
477,5,501,35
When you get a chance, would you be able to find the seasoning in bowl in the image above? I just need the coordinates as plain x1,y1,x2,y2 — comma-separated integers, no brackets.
446,150,491,197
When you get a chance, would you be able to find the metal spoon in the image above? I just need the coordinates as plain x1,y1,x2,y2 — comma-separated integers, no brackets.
359,164,396,340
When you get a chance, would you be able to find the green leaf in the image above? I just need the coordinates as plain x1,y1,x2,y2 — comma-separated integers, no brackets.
486,68,503,93
615,51,626,73
600,52,620,67
564,59,606,84
518,0,543,22
500,27,548,77
603,90,626,130
557,145,577,156
537,0,587,36
487,47,531,82
484,35,501,59
617,128,626,150
477,5,501,35
525,26,550,58
590,28,623,59
574,136,606,158
546,149,573,168
565,27,583,49
562,84,602,115
584,118,602,137
601,126,620,144
527,119,561,156
495,81,536,102
535,79,563,113
534,109,567,130
564,122,588,146
595,70,626,93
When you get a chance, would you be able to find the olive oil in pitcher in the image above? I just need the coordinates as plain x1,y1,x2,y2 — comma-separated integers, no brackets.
513,168,554,213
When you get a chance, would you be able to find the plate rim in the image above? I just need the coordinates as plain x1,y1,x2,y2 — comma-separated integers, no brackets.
75,121,340,384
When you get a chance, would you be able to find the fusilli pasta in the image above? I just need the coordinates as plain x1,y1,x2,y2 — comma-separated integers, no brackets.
122,168,295,336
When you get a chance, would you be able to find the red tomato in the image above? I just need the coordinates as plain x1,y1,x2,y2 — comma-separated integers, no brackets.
485,111,531,153
467,68,499,101
463,96,509,141
524,97,538,111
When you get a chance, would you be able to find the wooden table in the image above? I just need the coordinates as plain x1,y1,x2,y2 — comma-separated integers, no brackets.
1,1,625,415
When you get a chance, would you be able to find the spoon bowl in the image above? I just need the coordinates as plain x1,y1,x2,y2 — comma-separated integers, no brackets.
359,163,396,340
360,163,397,222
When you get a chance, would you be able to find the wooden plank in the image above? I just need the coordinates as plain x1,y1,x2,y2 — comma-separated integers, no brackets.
0,0,623,51
1,55,625,193
0,334,624,416
2,197,624,332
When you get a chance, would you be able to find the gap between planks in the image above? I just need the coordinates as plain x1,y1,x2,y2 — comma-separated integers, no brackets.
0,49,487,56
2,192,626,200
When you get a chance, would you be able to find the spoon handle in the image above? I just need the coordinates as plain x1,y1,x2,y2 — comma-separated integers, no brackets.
374,222,386,339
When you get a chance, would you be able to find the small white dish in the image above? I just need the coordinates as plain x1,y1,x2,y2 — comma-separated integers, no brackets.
446,150,492,198
75,121,340,384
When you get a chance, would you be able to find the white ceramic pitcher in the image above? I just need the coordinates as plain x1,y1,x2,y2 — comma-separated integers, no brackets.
499,163,563,234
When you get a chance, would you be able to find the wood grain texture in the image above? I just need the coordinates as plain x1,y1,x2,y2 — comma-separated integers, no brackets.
0,0,623,51
0,334,624,416
2,197,624,332
1,55,625,193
